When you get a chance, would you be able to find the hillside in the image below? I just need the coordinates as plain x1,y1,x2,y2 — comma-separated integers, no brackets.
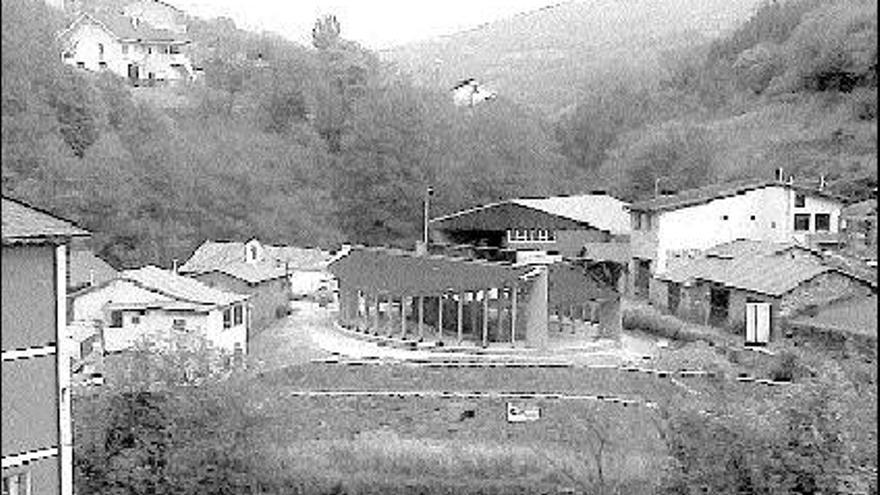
381,0,764,115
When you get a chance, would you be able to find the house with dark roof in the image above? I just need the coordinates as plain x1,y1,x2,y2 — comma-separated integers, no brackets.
429,193,630,261
649,239,875,340
57,8,194,85
70,265,250,354
627,176,846,297
2,197,89,495
179,239,332,332
451,78,497,107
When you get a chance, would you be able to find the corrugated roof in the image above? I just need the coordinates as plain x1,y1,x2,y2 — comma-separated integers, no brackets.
121,265,248,306
264,245,331,271
63,11,190,43
210,263,288,284
69,250,118,289
2,197,90,244
629,179,846,213
511,195,630,235
659,240,833,296
578,242,631,263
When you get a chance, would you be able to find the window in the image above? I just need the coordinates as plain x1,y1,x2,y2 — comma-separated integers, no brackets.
795,193,806,208
233,305,243,325
794,214,811,231
169,45,180,54
722,215,729,221
98,61,107,70
631,213,642,231
172,318,186,329
122,44,129,55
131,315,140,325
642,213,650,230
76,62,85,69
223,309,232,328
507,228,555,243
3,471,31,495
109,310,123,328
815,213,831,232
750,215,756,221
97,43,104,59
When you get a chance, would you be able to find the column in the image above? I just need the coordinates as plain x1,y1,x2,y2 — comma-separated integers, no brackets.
457,291,464,343
525,267,549,349
400,295,407,338
373,293,380,333
510,284,518,345
482,290,489,348
471,292,479,340
497,288,505,343
418,295,425,339
437,294,444,341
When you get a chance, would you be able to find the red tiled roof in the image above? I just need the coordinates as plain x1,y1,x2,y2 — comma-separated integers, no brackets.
63,11,190,43
122,265,248,306
2,197,89,244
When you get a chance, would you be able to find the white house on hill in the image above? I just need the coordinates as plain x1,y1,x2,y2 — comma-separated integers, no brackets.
57,9,194,85
452,78,497,107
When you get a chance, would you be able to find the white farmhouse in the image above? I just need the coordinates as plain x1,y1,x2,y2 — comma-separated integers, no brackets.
70,265,250,354
627,177,846,297
451,78,497,107
58,10,194,85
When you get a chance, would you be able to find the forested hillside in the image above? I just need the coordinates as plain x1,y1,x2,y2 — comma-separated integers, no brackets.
2,0,875,269
1,1,584,268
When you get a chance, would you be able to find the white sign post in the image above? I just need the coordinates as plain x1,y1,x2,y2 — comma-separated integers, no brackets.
507,402,541,423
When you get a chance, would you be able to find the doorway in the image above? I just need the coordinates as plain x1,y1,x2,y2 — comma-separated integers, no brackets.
127,63,139,84
667,282,681,314
708,286,730,327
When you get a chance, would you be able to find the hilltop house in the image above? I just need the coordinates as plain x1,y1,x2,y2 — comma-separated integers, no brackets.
70,265,250,354
627,176,846,298
649,239,875,342
2,197,89,495
58,9,194,85
179,239,333,332
451,78,497,107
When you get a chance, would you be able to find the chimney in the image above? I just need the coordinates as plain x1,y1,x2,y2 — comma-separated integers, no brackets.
819,175,826,191
787,175,794,186
88,269,95,286
172,258,178,273
775,168,784,183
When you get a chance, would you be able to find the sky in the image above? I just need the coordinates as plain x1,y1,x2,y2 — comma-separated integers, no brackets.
172,0,563,49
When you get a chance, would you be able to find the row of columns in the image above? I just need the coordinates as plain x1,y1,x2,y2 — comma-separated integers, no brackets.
339,285,521,347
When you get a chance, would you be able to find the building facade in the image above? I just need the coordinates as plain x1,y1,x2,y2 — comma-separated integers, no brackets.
627,179,845,297
70,266,250,354
2,197,89,495
58,10,194,85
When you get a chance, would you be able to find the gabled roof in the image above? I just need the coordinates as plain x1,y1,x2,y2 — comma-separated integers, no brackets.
120,265,248,306
431,193,630,235
69,250,118,288
842,199,877,218
628,179,847,213
179,240,326,284
59,11,190,43
2,197,90,245
659,239,855,296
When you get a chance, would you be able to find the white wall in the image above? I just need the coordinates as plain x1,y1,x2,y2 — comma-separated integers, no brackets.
62,18,193,81
71,280,247,354
635,185,843,274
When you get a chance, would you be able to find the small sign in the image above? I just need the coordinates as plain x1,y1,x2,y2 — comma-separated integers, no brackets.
507,402,541,423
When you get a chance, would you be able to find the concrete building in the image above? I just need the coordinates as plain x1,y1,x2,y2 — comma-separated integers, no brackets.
430,193,630,261
2,197,90,495
627,177,846,298
649,239,875,340
58,10,194,85
328,246,621,348
70,265,250,354
179,239,302,333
